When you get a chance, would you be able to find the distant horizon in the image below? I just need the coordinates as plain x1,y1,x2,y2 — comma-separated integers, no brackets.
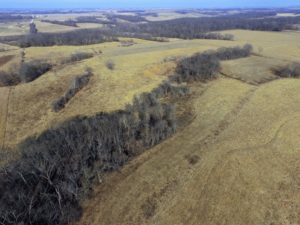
1,6,300,11
1,0,300,10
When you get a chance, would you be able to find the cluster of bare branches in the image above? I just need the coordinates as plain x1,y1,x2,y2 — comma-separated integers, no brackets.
273,62,300,78
0,78,188,225
52,69,93,112
173,44,253,82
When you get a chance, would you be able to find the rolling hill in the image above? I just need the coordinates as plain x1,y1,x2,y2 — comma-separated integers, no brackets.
0,27,300,225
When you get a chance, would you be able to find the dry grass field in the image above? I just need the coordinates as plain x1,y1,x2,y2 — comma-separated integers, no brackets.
0,48,21,72
222,30,300,61
35,21,103,32
38,12,107,21
0,22,28,36
34,21,81,33
0,30,299,146
78,77,300,225
276,13,300,17
220,56,282,84
0,20,104,37
0,21,75,36
0,38,239,149
0,25,300,224
145,11,208,21
76,30,300,225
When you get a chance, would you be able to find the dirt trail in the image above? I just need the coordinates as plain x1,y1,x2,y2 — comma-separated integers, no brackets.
78,77,300,225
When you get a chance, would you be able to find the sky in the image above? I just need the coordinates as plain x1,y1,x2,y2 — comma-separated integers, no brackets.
1,0,300,9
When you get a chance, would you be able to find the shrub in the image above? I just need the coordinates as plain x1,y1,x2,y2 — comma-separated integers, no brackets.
273,62,300,78
106,60,115,70
175,52,221,82
141,198,157,219
29,22,38,34
119,40,136,47
62,52,94,64
174,44,253,83
152,81,190,98
0,147,17,168
185,154,200,165
0,60,52,86
19,61,52,82
0,71,20,86
52,70,93,112
214,44,253,60
41,19,78,27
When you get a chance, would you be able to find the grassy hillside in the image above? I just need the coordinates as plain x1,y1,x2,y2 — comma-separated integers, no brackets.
221,56,282,84
0,38,238,149
78,77,300,225
75,30,300,225
222,30,300,61
0,27,300,224
1,29,300,150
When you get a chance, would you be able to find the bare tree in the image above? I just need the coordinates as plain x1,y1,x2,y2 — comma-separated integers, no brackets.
29,21,38,34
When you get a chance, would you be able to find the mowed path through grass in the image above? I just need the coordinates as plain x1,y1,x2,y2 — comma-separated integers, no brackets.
0,87,10,149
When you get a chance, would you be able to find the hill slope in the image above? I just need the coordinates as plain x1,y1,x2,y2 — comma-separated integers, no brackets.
0,29,300,224
0,38,237,149
79,77,300,225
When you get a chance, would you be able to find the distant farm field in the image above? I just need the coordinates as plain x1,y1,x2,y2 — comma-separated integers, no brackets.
276,13,299,17
0,22,28,36
222,30,300,61
145,11,208,21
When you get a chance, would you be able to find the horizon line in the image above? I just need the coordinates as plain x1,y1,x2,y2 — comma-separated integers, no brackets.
1,6,300,10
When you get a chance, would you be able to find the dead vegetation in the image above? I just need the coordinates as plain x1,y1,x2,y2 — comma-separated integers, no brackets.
0,45,254,224
173,44,253,82
0,71,20,86
19,61,52,82
52,69,93,112
0,55,14,66
61,52,94,64
185,154,200,165
273,62,300,78
0,75,188,225
0,60,52,86
119,40,136,47
141,198,157,219
220,55,282,85
105,60,115,70
0,51,93,87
